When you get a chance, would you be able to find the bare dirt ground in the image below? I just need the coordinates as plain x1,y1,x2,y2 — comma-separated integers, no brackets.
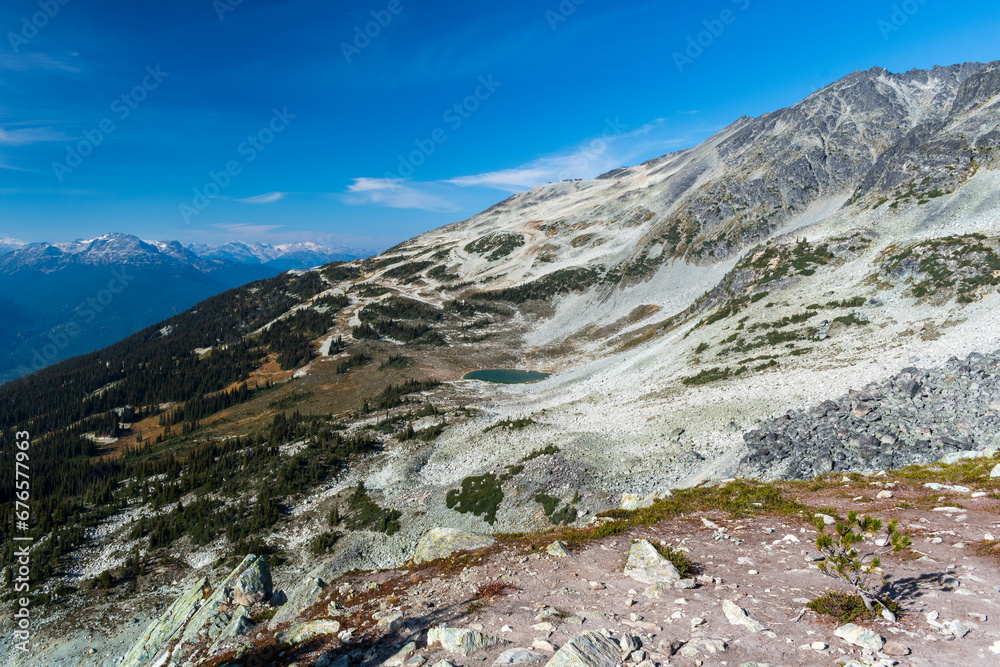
209,468,1000,667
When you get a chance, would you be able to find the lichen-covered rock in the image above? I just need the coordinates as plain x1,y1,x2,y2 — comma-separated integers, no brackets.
209,606,253,654
546,541,571,557
271,576,326,626
229,554,272,606
620,491,670,510
120,576,208,667
278,619,342,645
413,528,495,564
544,630,620,667
623,539,680,585
427,627,510,656
121,554,273,667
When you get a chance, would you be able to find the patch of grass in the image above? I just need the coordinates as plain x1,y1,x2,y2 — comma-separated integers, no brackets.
267,391,314,410
382,261,435,283
973,539,1000,565
336,352,372,374
446,473,504,524
652,542,699,578
807,591,881,623
682,367,732,386
520,445,560,462
344,484,402,536
464,233,526,261
559,480,807,545
694,342,710,354
833,313,868,327
378,353,410,370
534,492,578,526
309,531,341,555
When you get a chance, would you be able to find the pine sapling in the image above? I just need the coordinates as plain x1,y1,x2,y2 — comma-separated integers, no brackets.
814,511,911,616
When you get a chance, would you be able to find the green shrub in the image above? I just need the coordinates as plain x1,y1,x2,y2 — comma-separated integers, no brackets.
446,473,504,524
652,542,699,578
345,485,402,536
814,511,911,614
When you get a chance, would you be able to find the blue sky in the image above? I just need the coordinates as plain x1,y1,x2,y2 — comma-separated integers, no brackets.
0,0,998,250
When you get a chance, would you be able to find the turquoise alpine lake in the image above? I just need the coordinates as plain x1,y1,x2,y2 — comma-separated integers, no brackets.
463,369,551,384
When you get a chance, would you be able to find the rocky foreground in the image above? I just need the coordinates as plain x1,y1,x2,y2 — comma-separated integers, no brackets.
107,455,1000,667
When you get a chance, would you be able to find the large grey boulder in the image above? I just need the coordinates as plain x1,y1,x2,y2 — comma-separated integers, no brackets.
427,627,510,656
413,528,495,564
544,631,621,667
277,619,342,645
120,576,208,667
120,554,273,667
623,540,681,585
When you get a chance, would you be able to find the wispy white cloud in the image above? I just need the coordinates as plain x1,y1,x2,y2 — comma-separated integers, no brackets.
343,178,461,212
342,117,700,210
214,223,285,235
238,192,286,204
444,118,683,192
0,126,67,146
0,52,81,73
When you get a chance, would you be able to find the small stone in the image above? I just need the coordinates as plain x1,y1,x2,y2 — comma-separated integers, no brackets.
532,622,556,632
674,578,697,589
588,581,606,590
882,640,910,656
722,599,767,632
939,575,961,591
877,490,893,499
814,513,836,525
833,623,884,651
947,620,970,638
532,640,557,653
990,463,1000,478
810,641,827,650
630,650,645,663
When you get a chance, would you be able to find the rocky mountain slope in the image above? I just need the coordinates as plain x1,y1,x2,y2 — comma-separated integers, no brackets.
2,61,1000,666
